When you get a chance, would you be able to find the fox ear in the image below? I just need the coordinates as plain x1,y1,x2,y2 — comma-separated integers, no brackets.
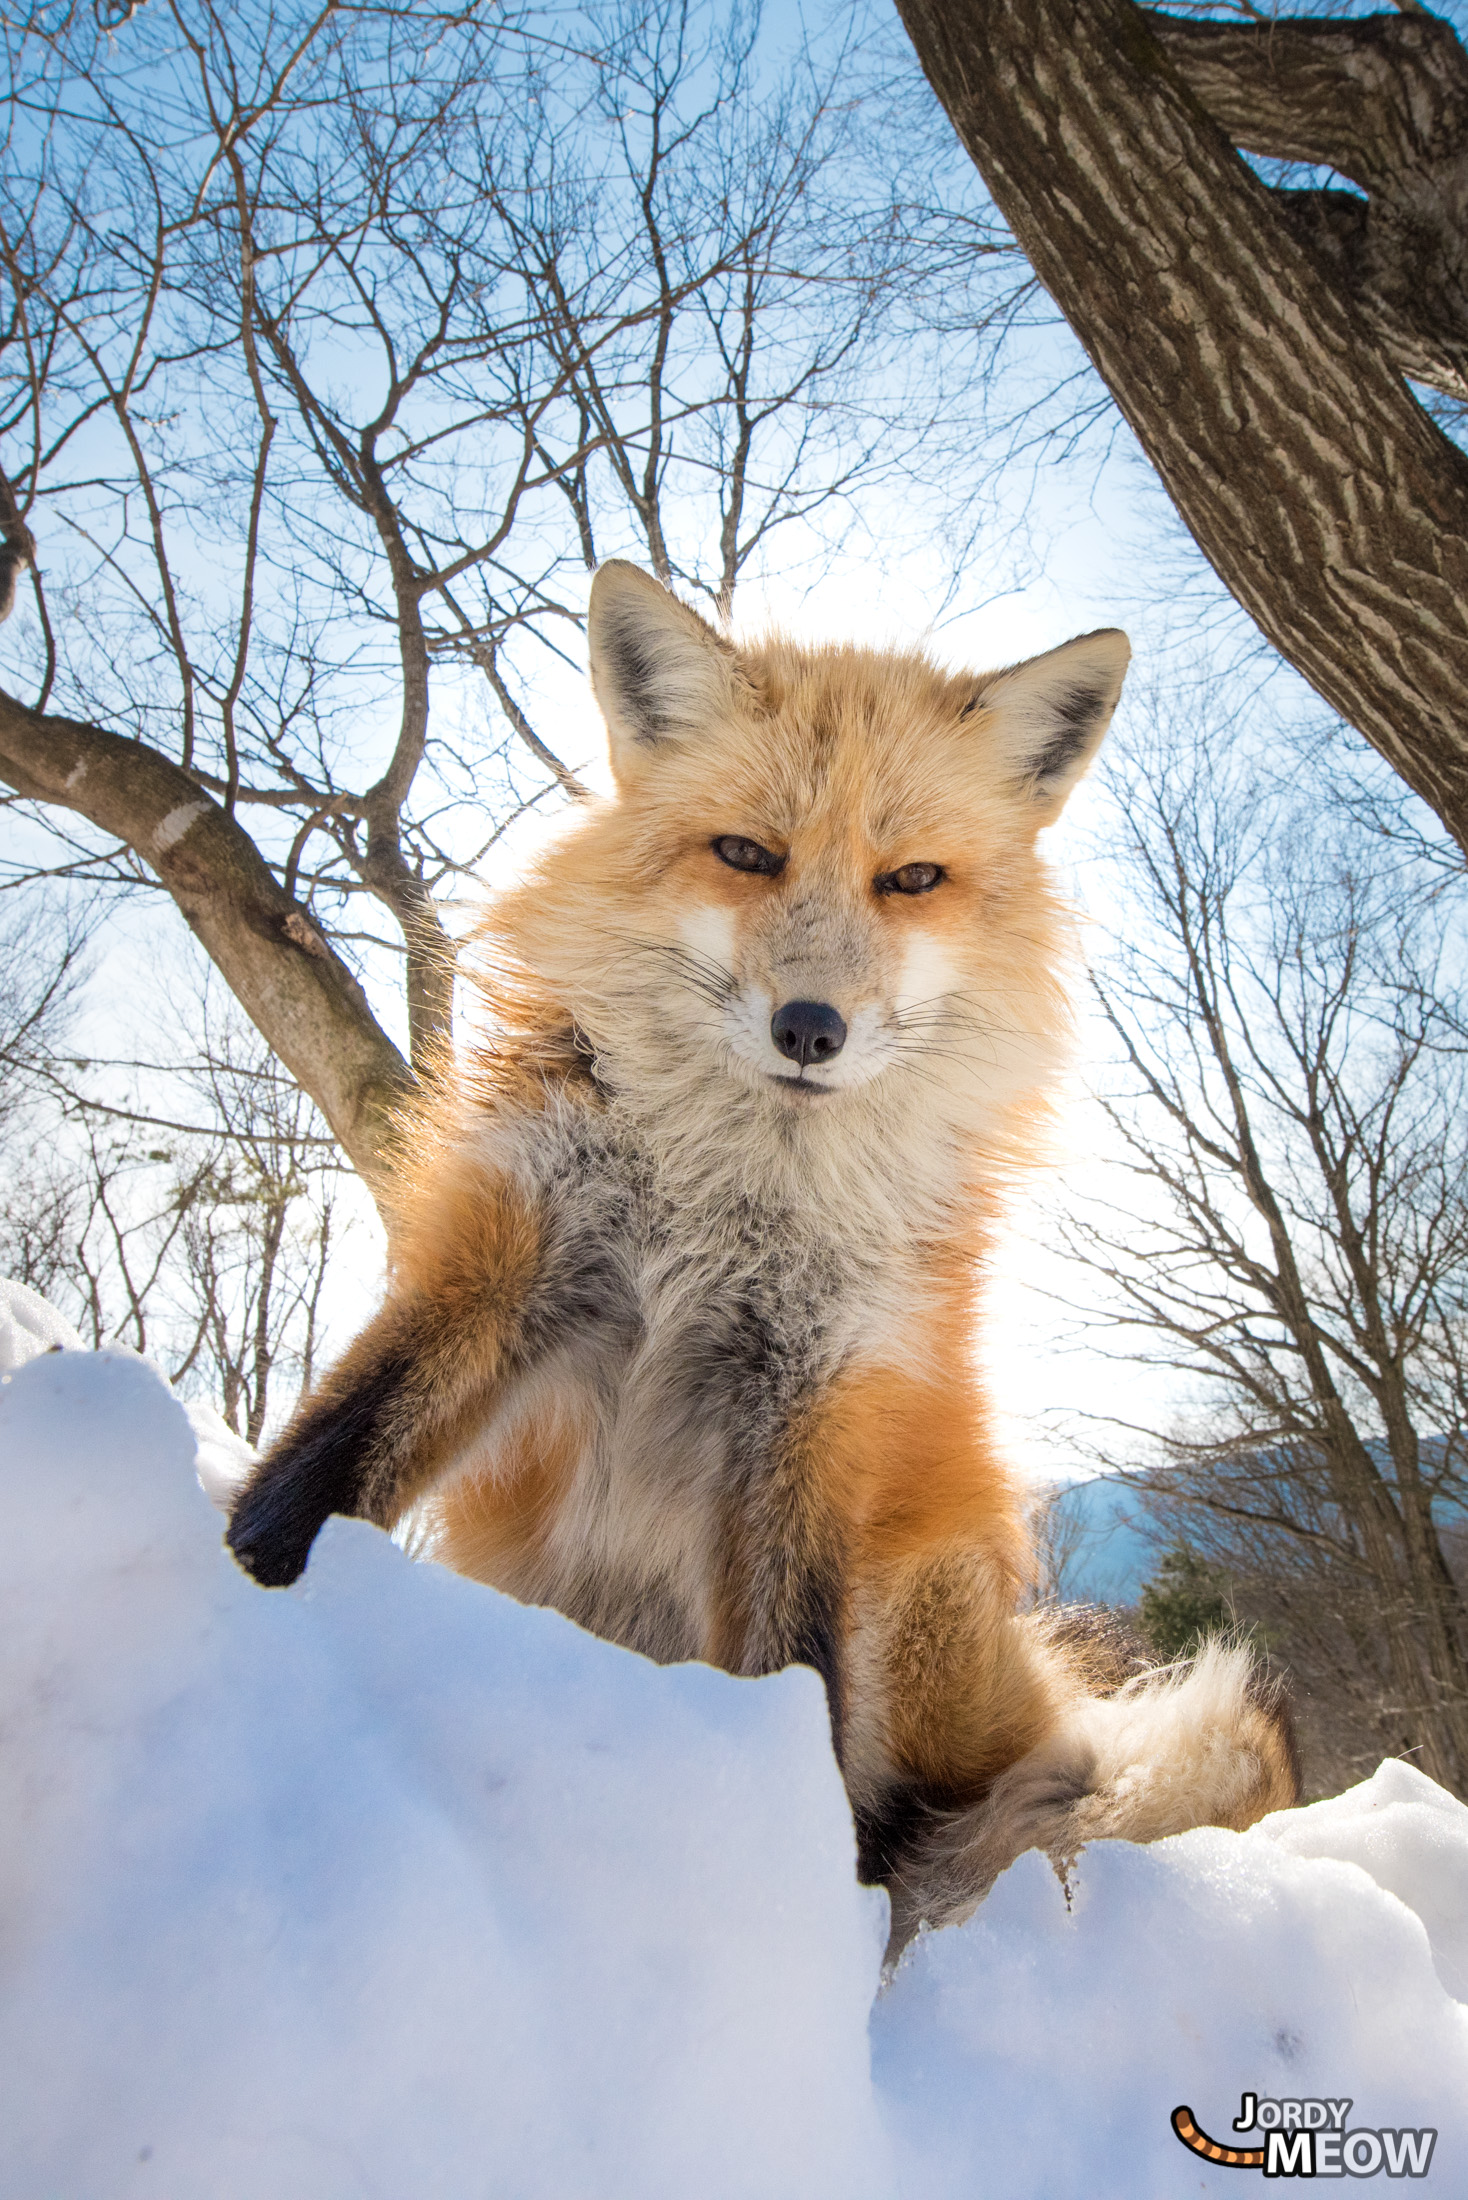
966,628,1130,820
588,560,735,773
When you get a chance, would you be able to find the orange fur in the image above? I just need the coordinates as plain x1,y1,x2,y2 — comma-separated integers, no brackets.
431,1413,581,1591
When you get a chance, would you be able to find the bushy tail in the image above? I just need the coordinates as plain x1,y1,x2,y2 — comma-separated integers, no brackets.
886,1637,1299,1954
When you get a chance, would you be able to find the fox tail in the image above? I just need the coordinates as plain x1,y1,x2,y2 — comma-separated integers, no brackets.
886,1637,1299,1954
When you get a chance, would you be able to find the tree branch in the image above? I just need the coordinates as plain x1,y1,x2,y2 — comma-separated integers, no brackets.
0,690,412,1187
1146,7,1468,400
1142,9,1468,185
897,0,1468,855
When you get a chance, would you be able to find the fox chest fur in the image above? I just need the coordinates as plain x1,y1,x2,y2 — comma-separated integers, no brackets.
418,1085,966,1695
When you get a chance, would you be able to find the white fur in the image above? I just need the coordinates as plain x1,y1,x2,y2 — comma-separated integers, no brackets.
893,930,962,1016
1064,1641,1279,1845
676,903,737,972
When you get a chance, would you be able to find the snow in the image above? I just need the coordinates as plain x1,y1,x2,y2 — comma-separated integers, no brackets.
0,1273,82,1367
1260,1759,1468,2005
877,1812,1467,2196
0,1276,257,1503
3,1311,1467,2195
178,1387,258,1509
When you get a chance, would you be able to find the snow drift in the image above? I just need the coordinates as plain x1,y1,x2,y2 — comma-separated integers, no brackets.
2,1289,1466,2195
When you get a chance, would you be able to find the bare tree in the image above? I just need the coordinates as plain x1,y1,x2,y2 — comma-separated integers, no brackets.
896,0,1468,858
4,984,353,1444
0,896,91,1295
1134,1453,1468,1794
0,0,1004,1186
1059,700,1468,1792
1025,1479,1096,1604
0,895,85,1090
0,896,351,1440
169,1030,346,1445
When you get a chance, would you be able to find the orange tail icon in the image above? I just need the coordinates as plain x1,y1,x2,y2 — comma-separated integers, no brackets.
1171,2106,1266,2168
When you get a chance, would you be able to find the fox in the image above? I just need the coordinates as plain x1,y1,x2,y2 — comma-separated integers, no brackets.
227,559,1299,1951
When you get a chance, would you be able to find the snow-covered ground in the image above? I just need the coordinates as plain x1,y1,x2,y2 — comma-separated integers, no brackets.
3,1281,1466,2196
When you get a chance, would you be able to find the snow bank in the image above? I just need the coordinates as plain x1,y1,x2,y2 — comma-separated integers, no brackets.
0,1346,887,2199
876,1793,1468,2196
0,1275,257,1503
0,1273,82,1366
3,1331,1466,2195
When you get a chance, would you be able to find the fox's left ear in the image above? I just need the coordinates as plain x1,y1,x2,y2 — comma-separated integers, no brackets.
965,628,1130,821
587,559,737,779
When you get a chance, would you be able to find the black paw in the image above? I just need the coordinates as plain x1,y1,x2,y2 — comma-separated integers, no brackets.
226,1478,330,1588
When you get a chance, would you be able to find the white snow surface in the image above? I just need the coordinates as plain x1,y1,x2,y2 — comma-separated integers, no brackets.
0,1275,257,1505
3,1326,1467,2196
0,1273,83,1366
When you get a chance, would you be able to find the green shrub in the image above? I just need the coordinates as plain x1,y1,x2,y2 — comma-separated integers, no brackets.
1137,1546,1232,1662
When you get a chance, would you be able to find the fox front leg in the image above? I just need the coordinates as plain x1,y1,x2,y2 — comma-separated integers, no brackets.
228,1164,544,1587
226,1323,421,1586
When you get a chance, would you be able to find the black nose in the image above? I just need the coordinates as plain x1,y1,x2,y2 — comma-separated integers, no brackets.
771,999,847,1066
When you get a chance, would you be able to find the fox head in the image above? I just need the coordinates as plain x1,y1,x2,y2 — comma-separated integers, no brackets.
493,561,1127,1173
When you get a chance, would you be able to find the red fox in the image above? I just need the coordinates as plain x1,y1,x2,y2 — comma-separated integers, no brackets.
228,560,1299,1949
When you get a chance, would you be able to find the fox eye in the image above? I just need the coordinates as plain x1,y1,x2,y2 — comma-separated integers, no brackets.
713,835,785,877
876,862,944,896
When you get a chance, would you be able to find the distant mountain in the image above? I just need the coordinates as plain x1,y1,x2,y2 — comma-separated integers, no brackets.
1039,1459,1468,1612
1037,1476,1156,1607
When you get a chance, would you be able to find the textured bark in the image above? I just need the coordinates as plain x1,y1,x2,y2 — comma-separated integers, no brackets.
896,0,1468,854
0,689,413,1185
1147,9,1468,402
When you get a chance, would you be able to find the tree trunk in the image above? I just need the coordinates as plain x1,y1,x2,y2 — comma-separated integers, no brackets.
896,0,1468,856
0,688,413,1188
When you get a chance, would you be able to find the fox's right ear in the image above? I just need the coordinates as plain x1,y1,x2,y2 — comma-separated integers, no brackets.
966,627,1131,823
588,561,736,778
